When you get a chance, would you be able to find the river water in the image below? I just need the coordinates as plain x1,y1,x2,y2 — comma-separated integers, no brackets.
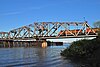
0,44,84,67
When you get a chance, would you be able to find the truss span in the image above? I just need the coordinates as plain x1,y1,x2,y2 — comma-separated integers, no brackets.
0,21,98,40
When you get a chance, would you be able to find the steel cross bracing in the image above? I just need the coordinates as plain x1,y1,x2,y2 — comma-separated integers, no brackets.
0,32,9,39
0,21,98,40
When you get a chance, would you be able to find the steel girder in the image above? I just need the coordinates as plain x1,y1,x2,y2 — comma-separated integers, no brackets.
0,21,97,39
0,32,9,39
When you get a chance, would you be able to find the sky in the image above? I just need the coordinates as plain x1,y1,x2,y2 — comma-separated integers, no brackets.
0,0,100,32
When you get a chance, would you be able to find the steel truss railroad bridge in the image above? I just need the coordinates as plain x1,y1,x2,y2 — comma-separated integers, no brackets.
0,21,98,40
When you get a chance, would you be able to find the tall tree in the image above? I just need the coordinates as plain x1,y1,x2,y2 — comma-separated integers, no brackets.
93,21,100,28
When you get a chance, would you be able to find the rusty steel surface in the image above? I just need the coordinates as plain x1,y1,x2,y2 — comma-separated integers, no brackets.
0,21,98,40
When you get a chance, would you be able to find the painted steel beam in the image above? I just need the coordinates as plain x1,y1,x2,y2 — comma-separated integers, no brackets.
0,21,98,39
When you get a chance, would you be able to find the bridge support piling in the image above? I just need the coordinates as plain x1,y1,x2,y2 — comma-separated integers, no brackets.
3,41,6,48
41,39,47,48
13,42,14,47
8,41,10,48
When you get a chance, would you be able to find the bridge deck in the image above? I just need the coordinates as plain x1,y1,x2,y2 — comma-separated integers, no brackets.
0,35,97,41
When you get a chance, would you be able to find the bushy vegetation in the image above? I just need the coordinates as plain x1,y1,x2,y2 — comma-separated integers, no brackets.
61,32,100,66
61,32,100,59
93,21,100,28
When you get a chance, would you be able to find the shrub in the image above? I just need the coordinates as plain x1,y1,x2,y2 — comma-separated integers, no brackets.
61,37,100,58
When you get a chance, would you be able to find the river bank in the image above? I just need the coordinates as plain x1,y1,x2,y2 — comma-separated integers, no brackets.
61,33,100,67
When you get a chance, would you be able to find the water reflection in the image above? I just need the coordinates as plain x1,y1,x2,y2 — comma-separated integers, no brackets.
0,44,83,67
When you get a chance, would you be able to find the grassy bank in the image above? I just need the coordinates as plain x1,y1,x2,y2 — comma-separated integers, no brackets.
61,32,100,66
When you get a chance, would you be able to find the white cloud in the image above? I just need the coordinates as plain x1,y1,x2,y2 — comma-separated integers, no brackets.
0,11,21,16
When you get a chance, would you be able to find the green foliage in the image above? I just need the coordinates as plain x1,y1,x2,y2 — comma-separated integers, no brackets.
61,37,100,58
93,21,100,28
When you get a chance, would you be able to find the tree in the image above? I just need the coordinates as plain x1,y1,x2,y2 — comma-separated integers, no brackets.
93,21,100,28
